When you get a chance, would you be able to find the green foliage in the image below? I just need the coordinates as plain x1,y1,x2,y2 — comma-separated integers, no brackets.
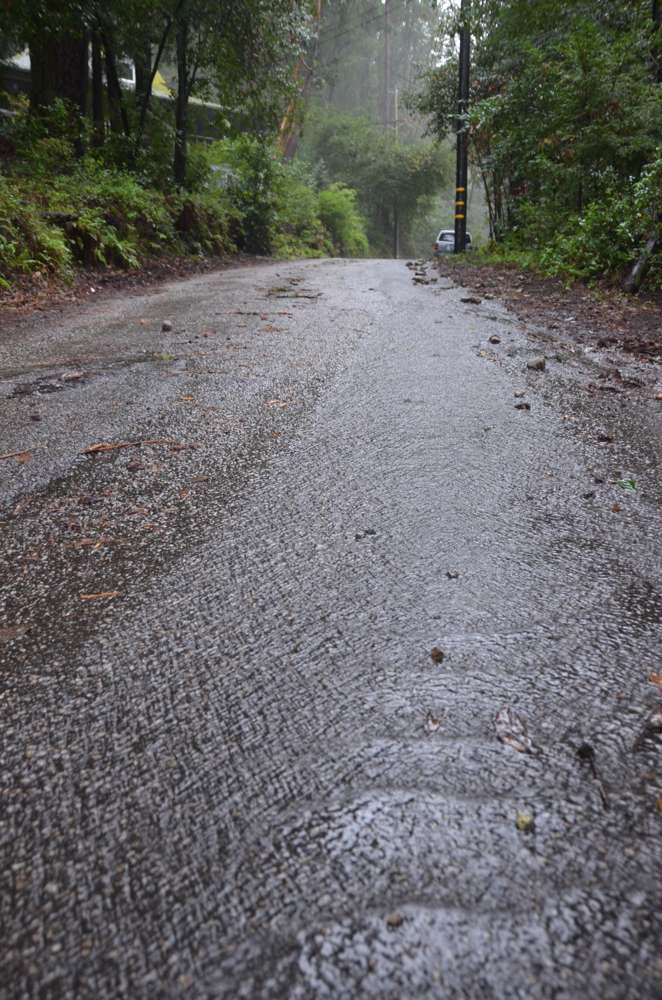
0,96,81,176
271,171,332,258
299,107,451,255
0,176,72,279
0,156,239,281
207,135,278,253
410,0,662,286
317,183,368,257
208,137,369,258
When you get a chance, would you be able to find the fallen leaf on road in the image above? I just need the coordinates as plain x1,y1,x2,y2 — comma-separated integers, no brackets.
447,570,459,579
618,479,636,492
127,462,144,471
0,625,30,642
494,708,541,755
516,812,535,832
430,647,445,662
612,502,621,512
631,705,662,751
270,432,282,438
650,670,662,690
16,452,33,463
597,432,614,442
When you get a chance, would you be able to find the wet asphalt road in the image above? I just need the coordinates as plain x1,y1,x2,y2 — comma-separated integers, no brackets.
2,258,662,999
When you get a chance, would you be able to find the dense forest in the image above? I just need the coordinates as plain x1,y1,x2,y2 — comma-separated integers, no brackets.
1,1,661,289
410,0,662,288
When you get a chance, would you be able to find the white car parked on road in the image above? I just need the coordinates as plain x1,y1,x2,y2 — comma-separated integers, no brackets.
434,230,472,255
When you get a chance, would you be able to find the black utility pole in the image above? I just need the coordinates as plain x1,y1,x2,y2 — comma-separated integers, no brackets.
454,0,470,254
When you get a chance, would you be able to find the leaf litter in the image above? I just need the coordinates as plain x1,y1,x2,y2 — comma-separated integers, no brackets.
494,708,541,755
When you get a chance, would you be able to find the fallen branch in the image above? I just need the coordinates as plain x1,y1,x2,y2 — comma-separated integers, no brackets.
0,446,41,461
79,439,180,455
63,538,119,548
80,591,122,599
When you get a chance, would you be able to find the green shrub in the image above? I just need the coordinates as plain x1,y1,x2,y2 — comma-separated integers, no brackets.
0,177,72,282
317,183,368,257
208,136,278,253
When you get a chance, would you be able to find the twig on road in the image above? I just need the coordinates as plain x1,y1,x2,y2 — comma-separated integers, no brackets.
79,440,180,455
0,446,42,461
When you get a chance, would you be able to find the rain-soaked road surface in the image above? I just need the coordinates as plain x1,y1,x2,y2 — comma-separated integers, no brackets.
2,258,662,999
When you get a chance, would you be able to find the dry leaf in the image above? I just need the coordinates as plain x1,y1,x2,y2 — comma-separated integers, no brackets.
0,625,30,642
612,502,621,512
650,671,662,691
430,647,445,662
16,452,33,463
494,708,541,755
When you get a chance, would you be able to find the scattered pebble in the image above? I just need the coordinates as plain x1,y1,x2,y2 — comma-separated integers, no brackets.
162,320,173,332
514,389,525,398
515,401,531,410
527,357,546,371
430,647,445,662
446,570,459,579
489,334,501,344
386,912,403,927
461,295,482,304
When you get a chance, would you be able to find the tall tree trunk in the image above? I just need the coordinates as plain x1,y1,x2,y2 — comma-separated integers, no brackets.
384,0,391,124
102,32,130,137
29,27,89,154
91,31,104,147
136,15,177,148
29,33,55,111
174,17,189,187
135,41,152,107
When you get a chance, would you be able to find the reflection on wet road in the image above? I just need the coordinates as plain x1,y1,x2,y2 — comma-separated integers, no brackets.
1,259,662,999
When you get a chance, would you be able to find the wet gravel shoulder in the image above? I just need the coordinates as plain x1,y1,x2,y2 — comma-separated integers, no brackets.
2,258,662,1000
